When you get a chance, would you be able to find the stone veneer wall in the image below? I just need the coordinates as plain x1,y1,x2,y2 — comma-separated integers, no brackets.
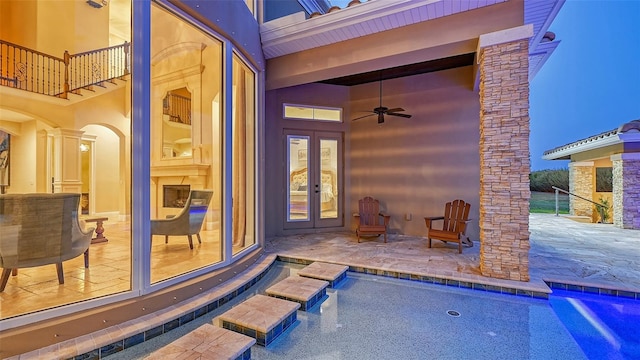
478,38,530,282
568,162,594,218
612,156,640,229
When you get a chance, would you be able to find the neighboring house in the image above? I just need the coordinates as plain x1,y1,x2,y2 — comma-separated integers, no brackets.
543,119,640,229
0,0,565,356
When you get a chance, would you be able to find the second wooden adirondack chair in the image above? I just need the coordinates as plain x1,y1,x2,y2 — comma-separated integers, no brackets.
424,199,472,253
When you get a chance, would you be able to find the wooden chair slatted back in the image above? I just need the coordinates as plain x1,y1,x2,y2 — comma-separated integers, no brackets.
358,196,380,226
442,199,470,234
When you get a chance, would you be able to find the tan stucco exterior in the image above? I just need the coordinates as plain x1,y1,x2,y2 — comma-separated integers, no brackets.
545,120,640,229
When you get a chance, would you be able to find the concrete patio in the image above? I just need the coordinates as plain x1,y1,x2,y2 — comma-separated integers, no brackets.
265,213,640,295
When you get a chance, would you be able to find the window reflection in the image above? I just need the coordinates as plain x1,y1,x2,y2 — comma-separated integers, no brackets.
232,54,256,254
162,88,192,158
288,136,310,221
150,4,223,282
320,139,338,219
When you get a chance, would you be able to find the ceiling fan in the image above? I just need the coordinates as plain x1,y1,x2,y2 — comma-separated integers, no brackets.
352,80,412,124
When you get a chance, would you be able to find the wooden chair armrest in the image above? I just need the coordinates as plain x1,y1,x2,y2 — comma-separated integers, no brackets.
424,216,445,221
379,213,390,226
424,216,444,230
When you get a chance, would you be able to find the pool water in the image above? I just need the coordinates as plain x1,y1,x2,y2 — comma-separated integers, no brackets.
107,262,587,360
549,289,640,360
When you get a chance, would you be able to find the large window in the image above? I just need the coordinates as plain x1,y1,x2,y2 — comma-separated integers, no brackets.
149,3,223,283
0,0,132,318
283,104,342,122
232,54,256,254
0,0,260,334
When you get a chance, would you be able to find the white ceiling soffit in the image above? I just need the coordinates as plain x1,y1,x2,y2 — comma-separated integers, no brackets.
525,0,565,78
528,40,559,78
260,0,508,59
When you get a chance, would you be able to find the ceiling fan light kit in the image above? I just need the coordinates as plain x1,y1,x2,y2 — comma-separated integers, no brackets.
352,80,412,124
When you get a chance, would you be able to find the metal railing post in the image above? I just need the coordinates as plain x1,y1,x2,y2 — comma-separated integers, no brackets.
555,188,559,216
552,186,609,223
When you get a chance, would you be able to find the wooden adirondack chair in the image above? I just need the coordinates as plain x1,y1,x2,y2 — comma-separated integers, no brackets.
424,199,472,253
355,196,391,243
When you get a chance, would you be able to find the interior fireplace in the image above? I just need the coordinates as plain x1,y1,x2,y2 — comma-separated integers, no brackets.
163,185,190,208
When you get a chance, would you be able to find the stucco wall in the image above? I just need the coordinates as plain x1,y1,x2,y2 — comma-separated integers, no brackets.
264,83,351,237
264,67,481,240
81,124,120,215
349,68,480,239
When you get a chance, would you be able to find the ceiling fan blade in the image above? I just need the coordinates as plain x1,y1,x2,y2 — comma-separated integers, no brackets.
352,113,376,121
385,108,405,113
387,112,412,118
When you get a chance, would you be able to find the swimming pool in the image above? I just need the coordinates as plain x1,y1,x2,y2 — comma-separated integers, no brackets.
107,261,589,359
549,289,640,360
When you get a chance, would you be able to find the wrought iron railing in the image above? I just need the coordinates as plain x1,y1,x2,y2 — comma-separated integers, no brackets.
67,43,130,94
162,93,192,125
0,40,130,98
0,41,65,96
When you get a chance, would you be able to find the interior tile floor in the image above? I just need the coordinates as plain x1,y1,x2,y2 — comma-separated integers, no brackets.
0,224,230,319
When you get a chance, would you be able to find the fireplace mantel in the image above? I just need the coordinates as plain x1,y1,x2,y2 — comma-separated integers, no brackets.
150,164,210,177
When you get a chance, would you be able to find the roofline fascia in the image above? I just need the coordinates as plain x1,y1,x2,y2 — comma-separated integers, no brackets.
529,0,566,53
542,134,623,160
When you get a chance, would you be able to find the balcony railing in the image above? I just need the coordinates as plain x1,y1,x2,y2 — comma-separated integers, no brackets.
163,93,192,125
0,40,130,98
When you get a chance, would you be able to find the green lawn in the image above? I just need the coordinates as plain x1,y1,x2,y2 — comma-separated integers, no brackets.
530,191,569,214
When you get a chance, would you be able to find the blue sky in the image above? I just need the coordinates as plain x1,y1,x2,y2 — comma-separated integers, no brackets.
530,0,640,170
329,0,640,170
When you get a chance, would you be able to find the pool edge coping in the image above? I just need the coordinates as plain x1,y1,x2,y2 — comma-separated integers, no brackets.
13,253,639,360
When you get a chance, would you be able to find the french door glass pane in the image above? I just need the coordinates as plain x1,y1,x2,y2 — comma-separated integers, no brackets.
288,135,309,221
320,139,338,219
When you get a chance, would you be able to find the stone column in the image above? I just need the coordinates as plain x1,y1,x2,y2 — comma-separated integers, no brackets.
568,161,594,218
611,153,640,229
478,25,532,282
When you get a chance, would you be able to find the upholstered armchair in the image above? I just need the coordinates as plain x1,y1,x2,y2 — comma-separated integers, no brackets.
150,190,213,249
0,193,95,292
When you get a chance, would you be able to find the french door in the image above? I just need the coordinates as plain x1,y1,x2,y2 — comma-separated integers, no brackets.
284,130,343,229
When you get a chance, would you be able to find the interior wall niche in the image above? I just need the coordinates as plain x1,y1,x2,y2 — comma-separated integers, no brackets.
163,184,191,207
162,87,192,158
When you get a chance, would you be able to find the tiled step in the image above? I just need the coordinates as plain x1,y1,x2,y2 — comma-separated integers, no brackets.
145,323,255,360
266,276,329,311
298,261,349,287
218,294,300,346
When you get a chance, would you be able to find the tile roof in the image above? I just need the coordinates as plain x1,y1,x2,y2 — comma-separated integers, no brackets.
543,119,640,160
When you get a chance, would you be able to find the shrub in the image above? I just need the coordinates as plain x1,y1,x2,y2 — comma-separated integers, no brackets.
530,168,569,192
